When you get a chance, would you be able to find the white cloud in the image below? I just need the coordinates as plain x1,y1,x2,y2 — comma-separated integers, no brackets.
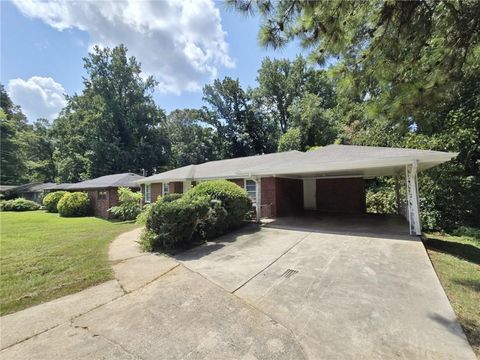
12,0,234,94
7,76,67,121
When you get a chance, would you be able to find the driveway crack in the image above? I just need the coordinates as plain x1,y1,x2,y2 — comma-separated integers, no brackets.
232,232,311,294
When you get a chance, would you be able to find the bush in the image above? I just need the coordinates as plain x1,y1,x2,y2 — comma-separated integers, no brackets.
57,192,91,217
195,199,229,239
142,195,210,251
0,198,40,212
108,187,142,221
184,180,252,228
42,191,67,213
452,226,480,240
162,193,183,203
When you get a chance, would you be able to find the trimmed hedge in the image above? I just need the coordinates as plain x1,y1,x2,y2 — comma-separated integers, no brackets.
184,180,252,228
142,195,210,251
42,191,67,213
57,192,91,217
141,180,252,252
0,198,40,212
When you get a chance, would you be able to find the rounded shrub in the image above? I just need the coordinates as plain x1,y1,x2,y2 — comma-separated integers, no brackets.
142,195,210,251
42,191,67,213
57,192,91,217
184,180,252,228
0,198,40,212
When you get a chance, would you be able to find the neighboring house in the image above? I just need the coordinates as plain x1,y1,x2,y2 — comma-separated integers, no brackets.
0,185,17,197
136,145,457,235
7,182,56,203
66,173,144,219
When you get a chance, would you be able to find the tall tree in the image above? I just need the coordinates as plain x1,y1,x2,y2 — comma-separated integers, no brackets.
53,45,168,181
202,77,277,158
0,85,29,184
230,0,480,126
254,56,335,133
163,109,219,168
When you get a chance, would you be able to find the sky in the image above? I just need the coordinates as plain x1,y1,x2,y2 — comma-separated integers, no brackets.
1,0,305,122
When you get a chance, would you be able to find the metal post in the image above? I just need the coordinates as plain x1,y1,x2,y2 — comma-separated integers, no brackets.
254,177,261,223
406,161,421,235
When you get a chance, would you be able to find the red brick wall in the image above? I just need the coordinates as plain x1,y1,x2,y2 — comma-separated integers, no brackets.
169,182,183,194
316,178,366,213
275,178,304,216
228,179,244,188
260,177,276,217
86,189,111,219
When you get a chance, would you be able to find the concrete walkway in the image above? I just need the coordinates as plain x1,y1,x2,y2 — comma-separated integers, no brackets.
0,227,305,359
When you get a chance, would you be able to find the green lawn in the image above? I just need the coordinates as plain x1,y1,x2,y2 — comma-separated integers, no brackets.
424,232,480,357
0,211,138,316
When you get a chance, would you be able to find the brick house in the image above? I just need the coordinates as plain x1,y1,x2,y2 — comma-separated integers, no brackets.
64,173,144,219
136,145,456,235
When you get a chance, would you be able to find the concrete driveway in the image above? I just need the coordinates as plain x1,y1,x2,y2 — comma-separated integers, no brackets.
176,220,475,359
1,222,475,359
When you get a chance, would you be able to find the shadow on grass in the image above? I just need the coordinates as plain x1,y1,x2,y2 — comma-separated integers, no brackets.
424,238,480,266
453,278,480,293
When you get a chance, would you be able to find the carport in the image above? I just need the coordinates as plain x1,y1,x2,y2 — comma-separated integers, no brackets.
240,145,457,235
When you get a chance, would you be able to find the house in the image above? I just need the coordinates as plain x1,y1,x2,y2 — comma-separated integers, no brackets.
0,185,17,197
6,182,56,203
64,173,144,218
136,145,457,235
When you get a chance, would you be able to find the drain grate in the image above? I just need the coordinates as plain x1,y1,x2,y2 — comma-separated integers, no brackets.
281,269,299,278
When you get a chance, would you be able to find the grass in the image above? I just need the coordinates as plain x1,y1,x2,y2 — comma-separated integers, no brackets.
0,211,138,316
424,232,480,357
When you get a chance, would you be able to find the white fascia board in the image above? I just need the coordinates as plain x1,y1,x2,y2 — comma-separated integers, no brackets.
237,153,458,177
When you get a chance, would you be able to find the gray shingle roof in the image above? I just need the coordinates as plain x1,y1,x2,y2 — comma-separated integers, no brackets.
140,151,302,183
67,173,144,190
43,183,75,191
10,182,56,193
138,145,457,183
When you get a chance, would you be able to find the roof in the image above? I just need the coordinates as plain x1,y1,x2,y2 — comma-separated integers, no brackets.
138,145,457,183
67,173,144,190
10,182,56,193
237,145,458,178
140,151,302,183
0,185,17,192
43,183,75,191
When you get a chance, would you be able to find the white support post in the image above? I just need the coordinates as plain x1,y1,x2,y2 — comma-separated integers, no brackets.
405,161,422,235
254,177,261,223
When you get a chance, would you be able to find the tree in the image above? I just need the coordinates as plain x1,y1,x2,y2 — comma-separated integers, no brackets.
22,119,56,182
289,93,337,149
163,109,219,168
277,127,302,152
230,0,480,127
202,77,277,158
0,85,29,184
254,56,335,133
52,45,168,181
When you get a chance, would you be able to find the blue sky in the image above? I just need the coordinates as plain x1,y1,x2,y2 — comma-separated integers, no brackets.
1,0,304,121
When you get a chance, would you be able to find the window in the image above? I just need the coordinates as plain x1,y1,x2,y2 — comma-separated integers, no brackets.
163,183,170,196
245,180,256,202
98,190,107,200
144,184,151,203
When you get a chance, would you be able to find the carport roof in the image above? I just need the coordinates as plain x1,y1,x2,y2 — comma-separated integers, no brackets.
238,145,458,178
137,145,457,183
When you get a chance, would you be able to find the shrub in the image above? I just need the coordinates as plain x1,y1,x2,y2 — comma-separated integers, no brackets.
0,198,40,212
195,199,229,239
57,192,91,217
366,188,397,214
42,191,67,213
143,195,210,251
162,193,183,203
452,226,480,240
108,187,142,221
136,203,153,225
184,180,252,228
